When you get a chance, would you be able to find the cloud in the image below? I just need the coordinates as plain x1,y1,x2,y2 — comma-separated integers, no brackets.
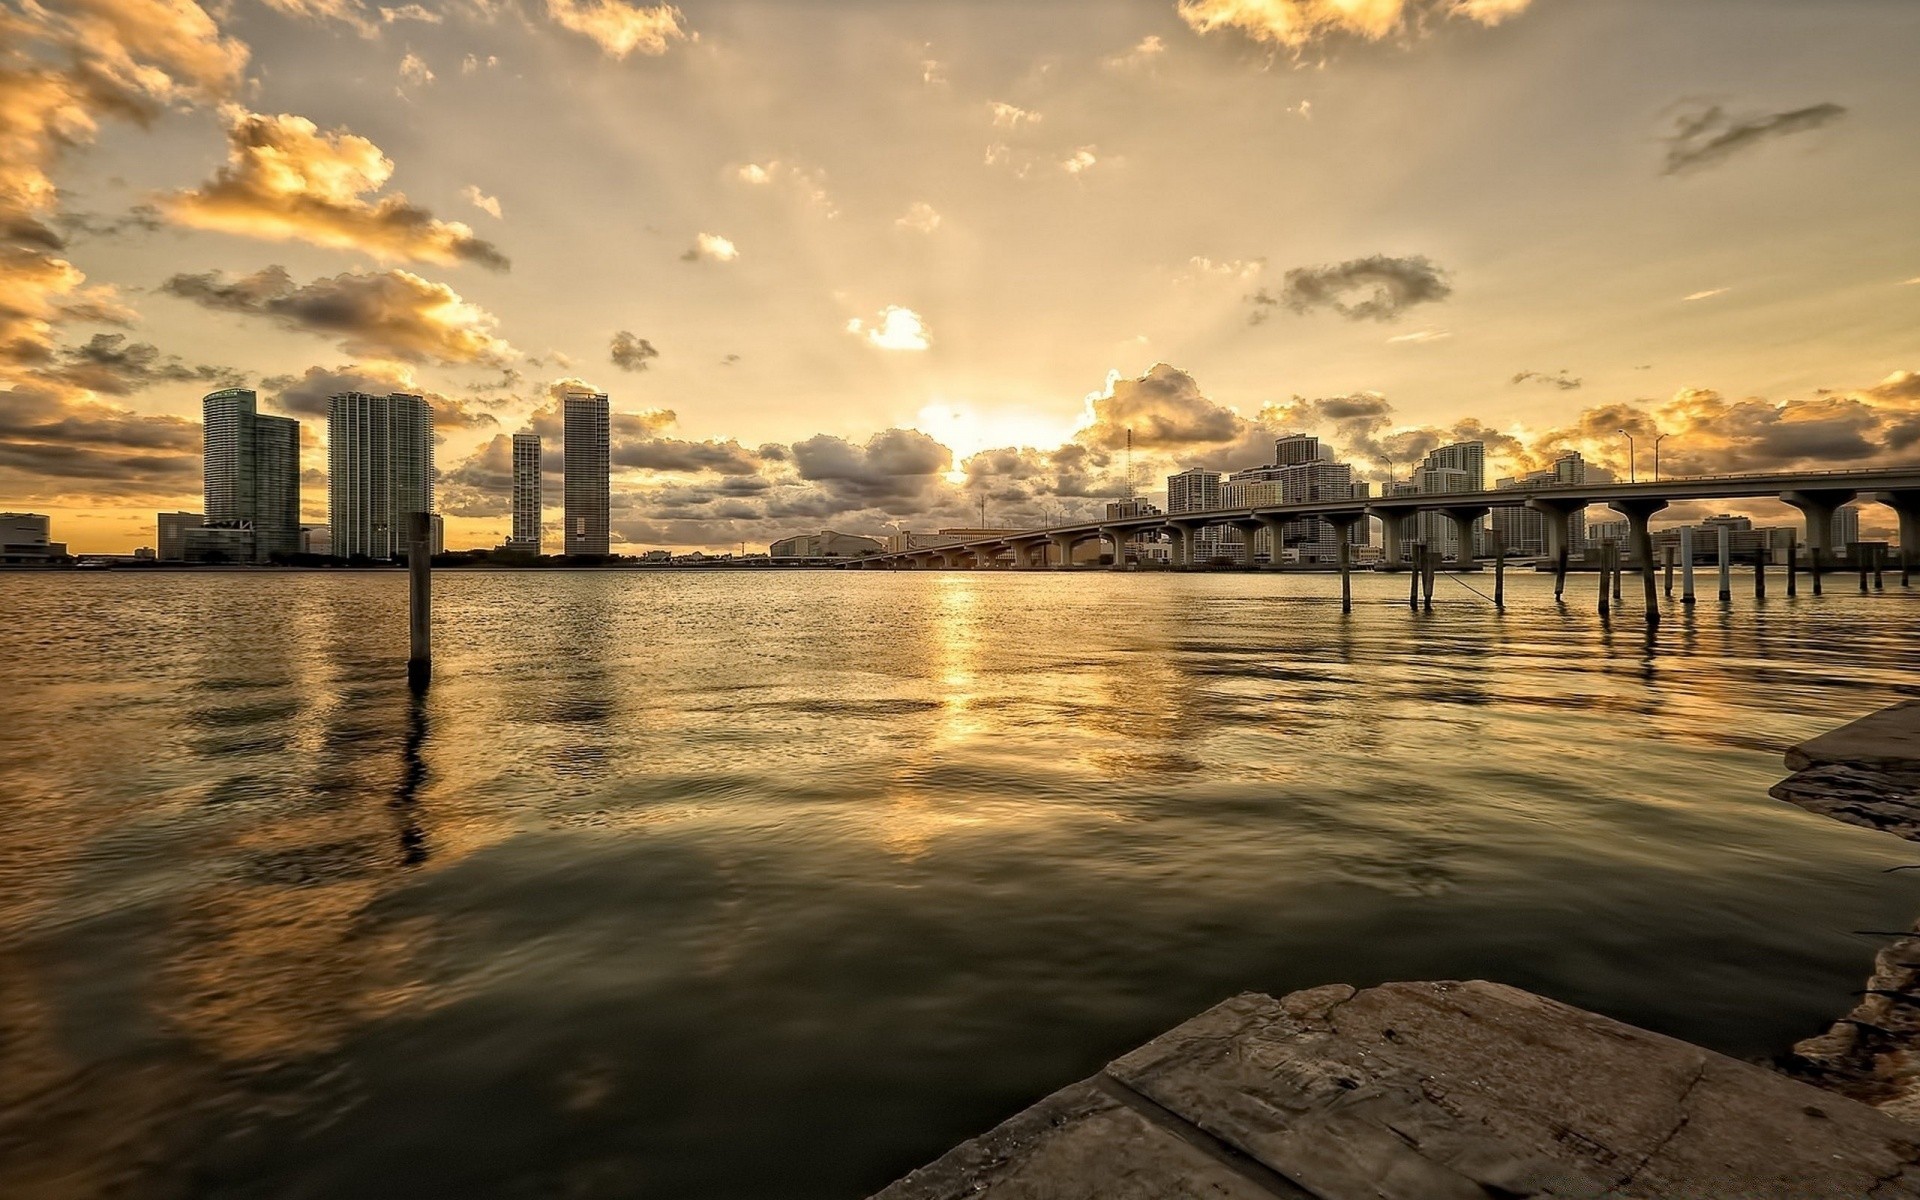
989,101,1041,128
1060,147,1100,175
791,428,952,507
1511,369,1582,391
398,51,434,87
381,4,441,22
1683,287,1729,302
1386,328,1451,344
1076,363,1245,451
161,108,509,269
730,160,835,215
258,0,378,35
161,266,514,365
461,53,500,74
0,379,203,504
1258,253,1451,323
681,231,738,262
846,306,931,351
1661,102,1847,174
462,185,502,219
896,202,942,233
1104,35,1167,70
40,333,244,396
545,0,688,59
609,330,658,371
1177,0,1533,50
261,362,499,433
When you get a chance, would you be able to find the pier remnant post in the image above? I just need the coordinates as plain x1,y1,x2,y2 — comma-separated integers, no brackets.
1339,539,1353,614
1680,525,1696,606
1554,545,1569,600
1858,544,1870,594
1598,539,1613,618
407,510,431,690
1409,543,1422,610
1663,545,1673,599
1728,522,1743,599
1493,532,1505,611
1754,547,1767,599
1786,541,1797,597
1875,545,1886,591
1422,547,1436,611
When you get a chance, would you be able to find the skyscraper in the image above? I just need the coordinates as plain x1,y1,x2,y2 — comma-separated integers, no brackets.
510,432,542,553
328,391,434,560
1411,440,1487,557
201,388,299,563
563,387,610,556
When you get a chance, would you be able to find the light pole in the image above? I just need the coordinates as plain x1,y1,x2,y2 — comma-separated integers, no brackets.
1652,433,1670,481
1382,456,1396,491
1618,429,1636,483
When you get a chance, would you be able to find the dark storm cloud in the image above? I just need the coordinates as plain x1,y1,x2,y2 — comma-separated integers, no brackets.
40,333,244,395
161,266,512,364
609,331,659,371
1661,102,1847,174
1511,369,1582,391
1259,254,1452,323
790,428,952,506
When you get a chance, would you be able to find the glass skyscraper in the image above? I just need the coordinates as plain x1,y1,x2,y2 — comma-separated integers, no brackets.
201,388,300,563
327,391,435,560
563,388,610,556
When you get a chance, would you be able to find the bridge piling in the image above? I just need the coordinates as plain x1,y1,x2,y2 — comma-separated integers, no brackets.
1811,547,1824,596
407,511,431,691
1421,548,1436,611
1754,548,1767,600
1875,545,1886,591
1786,541,1798,597
1860,547,1870,594
1680,526,1696,606
1408,545,1422,610
1339,540,1352,614
1554,546,1569,600
1663,545,1673,599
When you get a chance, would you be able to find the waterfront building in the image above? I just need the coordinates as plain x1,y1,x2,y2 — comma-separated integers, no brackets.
1222,436,1368,563
328,391,435,560
510,432,543,553
1490,452,1588,555
202,388,300,563
156,511,204,562
299,524,331,557
768,530,886,558
563,388,611,556
0,513,58,563
183,520,256,564
1166,468,1225,561
1834,504,1862,555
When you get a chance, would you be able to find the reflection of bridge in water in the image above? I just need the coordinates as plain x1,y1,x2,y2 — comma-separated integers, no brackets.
848,467,1920,612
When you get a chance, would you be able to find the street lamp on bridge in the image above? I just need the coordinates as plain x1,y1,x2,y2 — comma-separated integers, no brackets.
1652,432,1670,481
1618,429,1637,483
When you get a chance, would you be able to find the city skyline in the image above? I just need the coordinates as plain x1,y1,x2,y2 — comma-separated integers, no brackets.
2,0,1917,555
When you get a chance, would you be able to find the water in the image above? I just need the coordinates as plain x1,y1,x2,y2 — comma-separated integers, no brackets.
2,567,1917,1198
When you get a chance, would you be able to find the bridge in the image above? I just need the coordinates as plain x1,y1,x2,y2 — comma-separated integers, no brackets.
846,467,1920,590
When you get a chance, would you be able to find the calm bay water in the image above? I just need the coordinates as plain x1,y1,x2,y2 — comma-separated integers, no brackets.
2,567,1918,1198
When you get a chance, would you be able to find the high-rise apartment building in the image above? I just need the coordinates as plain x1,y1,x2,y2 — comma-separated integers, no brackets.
1165,467,1224,561
563,388,611,556
1411,440,1487,558
1222,436,1368,563
510,433,543,553
328,391,434,560
201,388,300,563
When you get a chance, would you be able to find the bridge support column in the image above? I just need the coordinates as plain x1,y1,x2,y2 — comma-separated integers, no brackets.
1717,526,1731,603
1366,507,1412,571
1527,499,1581,598
1874,490,1920,588
1050,534,1078,569
1231,521,1261,569
1166,521,1205,569
1439,507,1489,570
1609,498,1668,626
1781,488,1857,597
1102,527,1129,571
1256,517,1287,570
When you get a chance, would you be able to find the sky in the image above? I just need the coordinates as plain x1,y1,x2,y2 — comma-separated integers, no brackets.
3,0,1918,553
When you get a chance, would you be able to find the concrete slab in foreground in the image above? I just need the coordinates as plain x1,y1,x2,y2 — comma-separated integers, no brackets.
1773,700,1920,839
873,981,1920,1199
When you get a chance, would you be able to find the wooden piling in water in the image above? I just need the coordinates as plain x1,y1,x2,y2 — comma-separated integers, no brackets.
1409,543,1422,610
407,510,431,690
1421,548,1436,611
1663,545,1673,599
1553,546,1569,600
1339,539,1352,614
1786,542,1797,597
1717,526,1732,603
1493,533,1505,611
1860,545,1870,594
1754,548,1766,599
1874,545,1886,591
1680,526,1696,607
1598,539,1613,618
1811,546,1824,596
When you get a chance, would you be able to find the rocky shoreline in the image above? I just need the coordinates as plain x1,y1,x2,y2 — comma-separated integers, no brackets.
1775,700,1920,1123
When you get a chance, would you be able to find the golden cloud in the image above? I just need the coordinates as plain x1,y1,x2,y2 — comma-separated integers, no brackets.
1176,0,1533,49
545,0,689,59
162,108,509,269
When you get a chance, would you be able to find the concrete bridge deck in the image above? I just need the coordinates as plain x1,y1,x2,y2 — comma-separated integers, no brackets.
854,466,1920,572
872,980,1920,1199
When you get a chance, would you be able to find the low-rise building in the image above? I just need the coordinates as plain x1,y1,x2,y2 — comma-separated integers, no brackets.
183,520,256,564
157,511,204,562
0,513,57,563
768,529,886,559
